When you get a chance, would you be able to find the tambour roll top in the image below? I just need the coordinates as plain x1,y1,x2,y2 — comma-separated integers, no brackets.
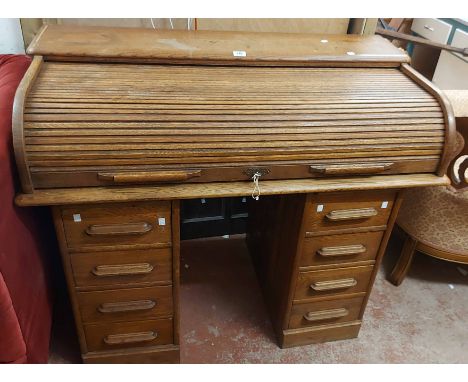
13,25,456,192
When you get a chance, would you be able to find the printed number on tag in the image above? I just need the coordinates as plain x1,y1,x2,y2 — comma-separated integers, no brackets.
233,50,247,57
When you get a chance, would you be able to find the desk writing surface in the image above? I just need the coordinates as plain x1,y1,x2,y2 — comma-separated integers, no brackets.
28,24,409,66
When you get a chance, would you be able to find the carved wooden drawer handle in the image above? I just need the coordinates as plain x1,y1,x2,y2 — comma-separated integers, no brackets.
310,162,393,175
103,331,157,345
303,308,349,322
326,208,377,221
98,170,201,183
92,263,154,277
310,278,357,291
85,222,153,236
98,299,156,313
317,244,366,257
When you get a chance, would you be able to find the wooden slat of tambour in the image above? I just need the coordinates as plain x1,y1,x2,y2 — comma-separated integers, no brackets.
32,70,416,78
29,88,426,94
31,79,422,86
36,85,419,91
25,138,443,152
29,155,441,172
36,77,418,85
24,99,439,105
30,87,423,94
26,154,443,168
31,69,419,79
38,63,406,72
27,151,443,168
24,131,444,145
32,72,418,80
27,94,436,101
25,102,440,110
36,64,412,76
24,107,443,115
26,96,436,104
23,112,444,122
31,72,422,80
27,147,442,161
28,94,433,102
24,123,445,133
23,122,445,133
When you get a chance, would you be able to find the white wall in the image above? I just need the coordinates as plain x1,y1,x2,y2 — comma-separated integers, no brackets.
0,18,25,54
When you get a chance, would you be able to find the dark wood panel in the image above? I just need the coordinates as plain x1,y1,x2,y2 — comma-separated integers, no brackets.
180,197,247,240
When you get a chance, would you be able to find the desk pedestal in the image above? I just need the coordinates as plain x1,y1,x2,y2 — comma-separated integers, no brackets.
49,188,403,362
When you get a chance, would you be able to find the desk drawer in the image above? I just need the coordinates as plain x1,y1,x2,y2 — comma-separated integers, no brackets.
289,296,363,329
300,231,384,268
77,286,173,324
304,191,395,234
84,318,173,352
61,201,171,249
294,265,373,301
412,18,452,44
71,248,172,288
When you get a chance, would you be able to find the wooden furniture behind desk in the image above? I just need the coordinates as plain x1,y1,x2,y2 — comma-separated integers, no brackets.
12,25,458,363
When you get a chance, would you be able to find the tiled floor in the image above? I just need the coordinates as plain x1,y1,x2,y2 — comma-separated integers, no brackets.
49,231,468,364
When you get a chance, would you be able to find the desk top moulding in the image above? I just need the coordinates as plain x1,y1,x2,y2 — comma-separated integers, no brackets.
13,25,458,203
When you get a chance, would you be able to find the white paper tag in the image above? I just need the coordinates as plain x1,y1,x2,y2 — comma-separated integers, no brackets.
158,217,166,226
73,213,81,222
233,50,247,57
317,204,324,212
201,198,206,204
381,201,389,209
242,197,246,203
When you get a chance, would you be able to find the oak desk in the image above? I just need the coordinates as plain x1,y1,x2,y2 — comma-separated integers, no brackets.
13,25,458,363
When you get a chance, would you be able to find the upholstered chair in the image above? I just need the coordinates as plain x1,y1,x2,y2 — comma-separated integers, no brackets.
389,117,468,285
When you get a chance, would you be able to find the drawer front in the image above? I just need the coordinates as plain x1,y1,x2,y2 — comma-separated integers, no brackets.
304,191,395,234
71,248,172,288
84,318,173,352
289,296,363,329
77,286,173,324
300,231,384,268
294,266,373,301
61,201,171,249
411,18,452,44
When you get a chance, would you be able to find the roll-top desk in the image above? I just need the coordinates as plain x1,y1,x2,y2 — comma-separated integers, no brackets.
12,25,459,363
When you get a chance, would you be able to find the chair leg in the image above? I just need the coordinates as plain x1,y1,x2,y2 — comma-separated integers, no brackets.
389,235,418,286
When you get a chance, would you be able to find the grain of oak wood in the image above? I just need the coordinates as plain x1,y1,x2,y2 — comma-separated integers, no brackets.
18,61,449,190
14,174,449,207
11,27,462,362
27,25,409,66
300,231,384,268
